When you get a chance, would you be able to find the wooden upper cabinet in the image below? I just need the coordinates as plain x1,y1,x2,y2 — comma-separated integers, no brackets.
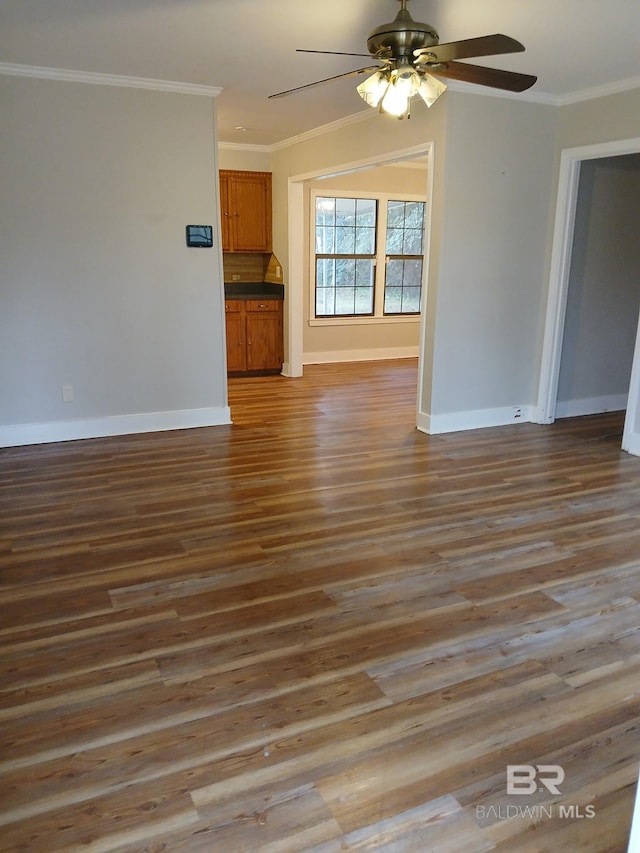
219,170,272,253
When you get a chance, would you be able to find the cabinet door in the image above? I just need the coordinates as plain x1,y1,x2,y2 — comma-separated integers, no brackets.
246,308,282,372
224,301,246,373
219,173,232,252
220,171,272,253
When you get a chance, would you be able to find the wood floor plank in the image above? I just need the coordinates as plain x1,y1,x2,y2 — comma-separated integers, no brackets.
0,360,639,851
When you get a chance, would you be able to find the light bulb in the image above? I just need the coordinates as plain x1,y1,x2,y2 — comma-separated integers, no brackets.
380,83,410,117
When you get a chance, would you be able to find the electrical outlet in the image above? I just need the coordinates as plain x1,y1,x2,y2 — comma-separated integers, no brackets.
232,274,240,281
276,265,281,278
62,384,74,402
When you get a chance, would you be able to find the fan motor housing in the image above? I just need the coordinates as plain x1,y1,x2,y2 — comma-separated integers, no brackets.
367,8,439,59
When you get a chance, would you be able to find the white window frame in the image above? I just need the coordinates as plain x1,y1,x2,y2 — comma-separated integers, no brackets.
309,189,427,326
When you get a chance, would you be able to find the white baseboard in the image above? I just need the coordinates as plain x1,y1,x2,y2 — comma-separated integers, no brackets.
555,393,627,419
417,405,531,435
623,429,640,458
280,362,303,378
0,406,232,448
303,346,419,364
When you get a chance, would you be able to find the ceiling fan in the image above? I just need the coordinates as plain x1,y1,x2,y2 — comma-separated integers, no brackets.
269,0,537,118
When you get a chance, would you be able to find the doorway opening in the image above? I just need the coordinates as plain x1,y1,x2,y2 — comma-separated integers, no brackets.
284,141,434,429
535,136,640,456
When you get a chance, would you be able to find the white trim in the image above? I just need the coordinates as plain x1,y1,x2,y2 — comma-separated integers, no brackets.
417,405,530,435
309,315,420,327
286,180,305,378
555,394,628,419
535,137,640,426
270,109,374,152
623,431,640,458
415,142,436,430
0,62,222,97
218,141,271,153
556,75,640,107
623,308,640,456
534,149,582,424
0,407,232,448
303,347,419,365
628,768,640,853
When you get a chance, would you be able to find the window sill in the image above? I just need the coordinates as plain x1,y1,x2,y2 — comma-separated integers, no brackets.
309,315,421,327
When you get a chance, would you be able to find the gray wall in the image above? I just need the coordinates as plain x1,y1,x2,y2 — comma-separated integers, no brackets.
557,154,640,415
0,76,227,444
427,93,558,420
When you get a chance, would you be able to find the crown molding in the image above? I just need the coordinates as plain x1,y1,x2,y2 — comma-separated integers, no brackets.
218,141,272,153
269,108,375,152
0,62,222,97
218,109,375,154
556,74,640,106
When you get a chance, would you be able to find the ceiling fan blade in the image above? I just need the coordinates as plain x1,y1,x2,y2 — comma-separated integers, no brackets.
433,60,537,92
415,33,524,64
297,49,373,58
268,66,380,99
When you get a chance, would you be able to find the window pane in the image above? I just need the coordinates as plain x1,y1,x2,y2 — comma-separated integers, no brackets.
335,287,355,314
384,287,403,313
355,286,374,314
335,258,354,286
316,225,335,253
385,227,404,254
355,225,375,254
316,259,334,288
405,201,424,227
403,228,423,254
404,259,423,288
355,198,376,226
336,226,355,254
401,287,421,313
316,286,335,315
355,259,374,287
385,259,403,287
335,197,356,224
315,197,335,225
386,200,406,227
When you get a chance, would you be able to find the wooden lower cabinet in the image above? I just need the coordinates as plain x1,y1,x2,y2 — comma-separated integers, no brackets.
224,298,283,375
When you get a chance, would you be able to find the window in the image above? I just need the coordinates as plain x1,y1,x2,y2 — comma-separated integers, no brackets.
315,197,377,316
384,200,425,315
312,192,427,322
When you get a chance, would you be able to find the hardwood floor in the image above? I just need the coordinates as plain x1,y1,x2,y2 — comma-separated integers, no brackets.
1,358,639,852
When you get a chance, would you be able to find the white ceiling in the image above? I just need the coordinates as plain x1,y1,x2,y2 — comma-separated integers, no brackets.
1,0,639,148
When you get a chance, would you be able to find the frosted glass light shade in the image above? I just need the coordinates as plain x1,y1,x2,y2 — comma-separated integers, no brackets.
356,70,390,108
357,67,446,117
417,73,447,107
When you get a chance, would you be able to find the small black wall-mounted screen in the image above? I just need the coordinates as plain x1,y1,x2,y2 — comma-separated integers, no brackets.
186,225,213,247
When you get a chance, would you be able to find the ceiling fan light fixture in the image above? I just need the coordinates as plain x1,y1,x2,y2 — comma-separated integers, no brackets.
357,65,444,118
417,72,447,107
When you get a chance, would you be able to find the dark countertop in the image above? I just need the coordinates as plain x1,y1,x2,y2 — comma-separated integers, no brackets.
224,282,284,300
